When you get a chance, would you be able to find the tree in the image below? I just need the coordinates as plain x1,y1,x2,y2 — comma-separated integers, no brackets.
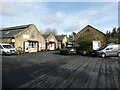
111,27,117,39
43,28,58,35
117,27,120,43
106,30,112,43
76,35,92,55
72,32,76,41
106,30,110,38
68,35,73,42
106,27,120,44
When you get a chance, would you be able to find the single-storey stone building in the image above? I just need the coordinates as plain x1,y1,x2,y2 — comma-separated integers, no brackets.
43,34,58,50
55,35,68,49
75,25,107,50
0,24,46,53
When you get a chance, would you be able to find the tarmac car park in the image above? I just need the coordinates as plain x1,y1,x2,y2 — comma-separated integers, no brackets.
2,50,119,88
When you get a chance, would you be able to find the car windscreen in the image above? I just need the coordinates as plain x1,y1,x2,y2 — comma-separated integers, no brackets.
0,45,3,49
2,45,13,49
97,44,108,50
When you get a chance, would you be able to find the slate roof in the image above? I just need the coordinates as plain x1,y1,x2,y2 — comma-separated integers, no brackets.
0,24,32,38
78,25,106,36
42,34,50,39
55,35,66,41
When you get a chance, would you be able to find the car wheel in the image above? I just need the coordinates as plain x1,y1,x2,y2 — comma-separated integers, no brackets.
118,52,120,57
2,52,6,56
101,53,106,58
60,51,63,55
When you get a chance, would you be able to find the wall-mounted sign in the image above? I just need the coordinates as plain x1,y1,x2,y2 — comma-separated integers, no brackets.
23,34,29,39
50,38,54,42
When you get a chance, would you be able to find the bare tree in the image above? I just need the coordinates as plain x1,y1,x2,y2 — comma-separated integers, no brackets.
43,28,58,35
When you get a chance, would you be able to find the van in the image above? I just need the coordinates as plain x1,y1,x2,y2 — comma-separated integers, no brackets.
92,43,120,58
0,43,17,55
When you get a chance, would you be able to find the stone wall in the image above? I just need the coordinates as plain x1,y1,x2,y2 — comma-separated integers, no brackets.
14,24,46,52
75,25,107,46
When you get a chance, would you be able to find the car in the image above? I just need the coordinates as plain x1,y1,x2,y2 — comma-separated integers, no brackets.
60,45,76,55
0,43,17,55
92,43,120,58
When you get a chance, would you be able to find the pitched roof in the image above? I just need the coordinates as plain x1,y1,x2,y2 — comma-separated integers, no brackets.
55,35,66,41
0,24,32,38
77,25,106,36
42,34,50,39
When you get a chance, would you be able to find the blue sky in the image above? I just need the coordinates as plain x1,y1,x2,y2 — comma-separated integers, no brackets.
0,2,118,35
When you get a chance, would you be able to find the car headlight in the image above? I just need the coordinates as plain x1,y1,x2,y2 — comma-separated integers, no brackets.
5,50,10,53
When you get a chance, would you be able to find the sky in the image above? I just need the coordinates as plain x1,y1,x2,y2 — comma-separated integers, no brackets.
0,1,119,36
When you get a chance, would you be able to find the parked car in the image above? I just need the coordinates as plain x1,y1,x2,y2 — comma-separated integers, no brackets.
0,43,17,55
60,45,76,55
92,43,120,58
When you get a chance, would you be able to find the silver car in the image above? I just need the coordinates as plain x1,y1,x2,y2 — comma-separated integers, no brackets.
0,43,17,55
92,44,120,58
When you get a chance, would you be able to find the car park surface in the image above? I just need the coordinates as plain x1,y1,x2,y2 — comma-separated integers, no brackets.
2,50,119,88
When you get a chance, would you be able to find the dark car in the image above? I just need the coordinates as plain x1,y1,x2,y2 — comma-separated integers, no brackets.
60,45,76,55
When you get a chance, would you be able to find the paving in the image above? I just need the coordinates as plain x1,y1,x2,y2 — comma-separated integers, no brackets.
2,50,119,89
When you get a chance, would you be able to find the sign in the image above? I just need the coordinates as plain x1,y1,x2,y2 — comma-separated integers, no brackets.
23,34,29,39
50,38,54,42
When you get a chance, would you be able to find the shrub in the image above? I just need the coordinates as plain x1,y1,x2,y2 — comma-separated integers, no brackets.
76,36,92,55
16,47,24,54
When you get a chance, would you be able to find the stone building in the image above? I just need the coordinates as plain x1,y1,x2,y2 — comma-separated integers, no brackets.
43,34,58,50
75,25,107,49
55,35,68,49
0,24,46,53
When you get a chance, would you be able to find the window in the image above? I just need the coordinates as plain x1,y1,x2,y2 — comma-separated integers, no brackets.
106,45,113,50
29,42,36,48
33,43,36,48
31,32,35,37
0,45,3,49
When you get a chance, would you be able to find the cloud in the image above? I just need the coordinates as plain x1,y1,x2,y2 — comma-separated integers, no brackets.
61,3,117,34
40,11,66,25
1,2,50,17
0,2,118,36
62,17,90,33
40,2,118,35
1,0,119,2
